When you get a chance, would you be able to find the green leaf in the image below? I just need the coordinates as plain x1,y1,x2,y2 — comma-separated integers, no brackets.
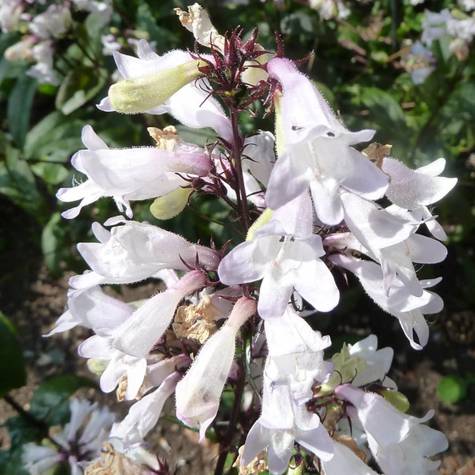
0,447,30,475
24,112,84,162
0,313,26,396
0,146,47,218
31,163,68,185
7,75,37,148
359,87,407,130
437,375,467,405
55,67,106,115
30,375,94,425
41,213,66,274
5,415,43,447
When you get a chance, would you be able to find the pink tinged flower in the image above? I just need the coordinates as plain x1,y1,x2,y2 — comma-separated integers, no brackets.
71,218,219,289
175,297,256,440
321,441,378,475
110,372,181,465
330,255,443,350
44,285,132,336
98,41,232,142
113,270,206,358
382,157,457,240
241,368,334,474
264,57,387,223
57,125,211,219
218,194,339,318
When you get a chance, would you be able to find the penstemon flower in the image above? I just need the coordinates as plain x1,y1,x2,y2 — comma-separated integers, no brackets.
49,3,456,473
23,398,115,475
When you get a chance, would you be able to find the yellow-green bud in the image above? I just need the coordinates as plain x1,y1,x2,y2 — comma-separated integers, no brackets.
246,208,273,241
87,358,108,376
109,60,204,114
150,187,192,220
382,389,410,413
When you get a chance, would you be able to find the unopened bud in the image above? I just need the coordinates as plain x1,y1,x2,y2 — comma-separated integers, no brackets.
109,60,204,114
150,187,192,220
381,389,410,413
5,37,35,62
87,358,108,376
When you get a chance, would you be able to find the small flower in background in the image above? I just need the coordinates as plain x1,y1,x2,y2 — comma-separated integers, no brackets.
23,398,115,475
401,41,435,85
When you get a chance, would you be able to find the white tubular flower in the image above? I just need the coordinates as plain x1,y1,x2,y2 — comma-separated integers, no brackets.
71,218,219,289
112,270,207,358
340,334,394,388
264,307,332,401
98,41,232,141
57,125,211,219
27,41,59,85
218,193,339,318
241,362,334,474
45,285,132,336
382,157,457,240
29,4,72,39
0,0,23,33
321,441,378,475
331,254,443,350
336,385,448,475
79,331,148,400
23,445,63,475
110,371,181,469
24,399,115,475
242,131,275,209
421,10,452,46
367,419,449,475
337,197,447,297
175,297,256,440
175,3,225,51
265,57,388,224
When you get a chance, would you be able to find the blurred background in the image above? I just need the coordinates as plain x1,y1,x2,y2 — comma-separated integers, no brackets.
0,0,474,473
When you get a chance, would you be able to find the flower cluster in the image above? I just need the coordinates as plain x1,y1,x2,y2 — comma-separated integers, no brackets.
403,2,475,84
23,398,115,474
46,3,455,474
2,0,112,84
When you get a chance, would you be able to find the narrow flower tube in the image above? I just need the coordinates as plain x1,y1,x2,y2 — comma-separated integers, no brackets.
98,43,233,141
72,218,219,289
175,297,256,440
113,270,207,358
110,372,181,450
57,125,211,219
109,59,204,114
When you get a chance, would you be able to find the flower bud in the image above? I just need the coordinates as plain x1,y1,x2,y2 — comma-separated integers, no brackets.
109,60,204,114
113,270,206,358
150,187,193,220
175,297,255,440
